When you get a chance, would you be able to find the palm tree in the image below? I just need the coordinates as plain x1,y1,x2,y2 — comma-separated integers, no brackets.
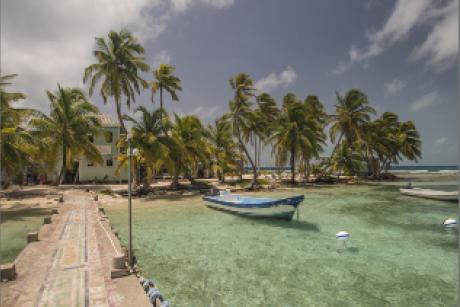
30,85,104,185
223,73,259,187
397,120,421,163
301,95,328,179
329,89,376,156
0,74,37,186
83,29,149,133
207,117,240,182
253,93,280,169
171,114,209,186
359,112,421,177
151,64,182,115
270,93,325,184
330,143,365,179
117,107,174,187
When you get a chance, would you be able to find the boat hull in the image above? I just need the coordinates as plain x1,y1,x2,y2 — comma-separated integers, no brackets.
203,195,304,220
400,188,458,201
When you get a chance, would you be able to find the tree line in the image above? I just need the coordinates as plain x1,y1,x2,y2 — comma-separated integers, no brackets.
1,29,421,188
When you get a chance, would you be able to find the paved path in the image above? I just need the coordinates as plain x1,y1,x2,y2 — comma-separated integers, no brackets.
0,190,150,307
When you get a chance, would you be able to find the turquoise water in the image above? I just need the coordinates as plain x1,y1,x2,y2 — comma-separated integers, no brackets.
105,184,458,306
0,207,54,264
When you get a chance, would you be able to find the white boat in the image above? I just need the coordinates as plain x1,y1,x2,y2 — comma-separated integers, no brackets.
202,191,304,220
399,188,458,201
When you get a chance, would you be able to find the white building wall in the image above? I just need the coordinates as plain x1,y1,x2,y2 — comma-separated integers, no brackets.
79,126,128,182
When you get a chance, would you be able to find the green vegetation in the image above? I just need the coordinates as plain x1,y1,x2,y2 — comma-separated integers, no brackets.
83,29,149,133
0,74,37,187
2,29,421,187
30,85,104,185
151,63,182,114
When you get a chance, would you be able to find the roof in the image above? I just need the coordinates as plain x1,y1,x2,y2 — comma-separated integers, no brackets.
94,113,119,128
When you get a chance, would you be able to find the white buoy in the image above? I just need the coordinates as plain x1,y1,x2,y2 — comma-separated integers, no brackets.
443,218,457,228
336,231,350,252
336,231,350,240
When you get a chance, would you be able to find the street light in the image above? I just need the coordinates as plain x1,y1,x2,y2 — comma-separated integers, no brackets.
126,130,136,268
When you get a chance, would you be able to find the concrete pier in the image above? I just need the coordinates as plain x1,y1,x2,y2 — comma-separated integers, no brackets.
0,189,149,306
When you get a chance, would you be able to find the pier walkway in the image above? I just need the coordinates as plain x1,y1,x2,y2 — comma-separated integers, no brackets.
0,189,149,307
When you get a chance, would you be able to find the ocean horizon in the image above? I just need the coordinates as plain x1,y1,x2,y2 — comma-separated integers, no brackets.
248,165,458,173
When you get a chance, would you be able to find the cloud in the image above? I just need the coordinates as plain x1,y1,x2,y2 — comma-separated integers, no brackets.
335,0,456,74
435,136,448,145
1,0,234,113
152,50,172,67
171,0,234,12
410,91,439,112
384,78,405,96
177,105,222,122
410,0,458,70
254,66,298,93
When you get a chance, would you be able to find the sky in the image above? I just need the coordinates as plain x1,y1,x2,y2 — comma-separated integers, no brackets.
2,0,458,165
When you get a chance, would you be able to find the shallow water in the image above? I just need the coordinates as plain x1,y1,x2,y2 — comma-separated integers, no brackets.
0,208,53,264
105,183,458,306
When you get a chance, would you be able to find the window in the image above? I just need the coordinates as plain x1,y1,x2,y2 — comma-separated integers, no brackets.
88,134,94,143
105,132,113,143
106,158,113,167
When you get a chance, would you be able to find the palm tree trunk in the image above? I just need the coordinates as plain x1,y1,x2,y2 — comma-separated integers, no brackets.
290,143,296,185
115,100,127,134
57,145,67,185
73,168,79,184
254,134,257,170
171,161,181,188
160,86,163,111
237,132,257,187
329,133,343,160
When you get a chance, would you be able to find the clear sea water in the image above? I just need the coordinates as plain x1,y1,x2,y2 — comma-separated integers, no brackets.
0,207,54,263
105,180,458,306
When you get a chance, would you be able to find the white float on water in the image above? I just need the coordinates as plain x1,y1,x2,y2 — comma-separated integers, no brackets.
336,231,350,252
336,231,350,240
443,218,457,227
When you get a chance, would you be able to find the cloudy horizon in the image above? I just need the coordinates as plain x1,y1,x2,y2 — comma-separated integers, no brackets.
2,0,458,165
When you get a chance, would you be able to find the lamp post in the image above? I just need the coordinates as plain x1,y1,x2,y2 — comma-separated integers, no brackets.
127,131,134,268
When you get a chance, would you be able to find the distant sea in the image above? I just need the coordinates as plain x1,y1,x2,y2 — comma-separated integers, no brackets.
390,165,458,173
250,165,458,173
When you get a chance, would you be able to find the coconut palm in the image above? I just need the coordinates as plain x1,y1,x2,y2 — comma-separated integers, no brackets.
223,73,259,187
83,29,149,133
329,89,376,156
117,107,174,187
151,64,182,115
397,120,421,162
253,93,280,168
207,117,240,182
0,74,40,186
330,143,365,178
170,114,210,186
30,85,104,185
301,95,328,179
270,93,326,184
359,112,421,177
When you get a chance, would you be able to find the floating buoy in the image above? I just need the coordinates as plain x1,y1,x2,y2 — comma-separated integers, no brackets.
336,231,350,253
443,218,457,227
336,231,350,240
